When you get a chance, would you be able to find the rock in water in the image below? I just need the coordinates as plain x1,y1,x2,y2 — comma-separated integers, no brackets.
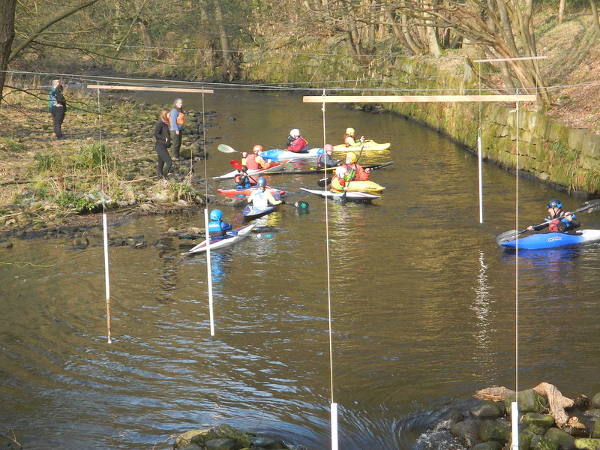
592,393,600,409
544,427,575,449
449,418,481,447
478,419,510,444
472,401,504,419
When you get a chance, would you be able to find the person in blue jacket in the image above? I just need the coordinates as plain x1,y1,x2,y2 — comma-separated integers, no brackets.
527,199,579,233
208,209,235,237
169,98,184,160
48,79,67,139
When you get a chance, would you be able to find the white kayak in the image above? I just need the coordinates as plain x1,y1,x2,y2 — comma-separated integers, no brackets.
260,147,321,161
212,162,288,180
300,188,380,201
186,223,256,254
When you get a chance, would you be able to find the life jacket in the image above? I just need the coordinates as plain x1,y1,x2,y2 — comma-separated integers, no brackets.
176,111,185,126
287,136,309,153
234,173,252,188
208,220,226,237
245,153,259,170
249,190,270,210
344,135,357,146
548,219,563,233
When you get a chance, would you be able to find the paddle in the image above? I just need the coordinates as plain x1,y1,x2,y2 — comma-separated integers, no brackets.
217,144,238,153
317,161,394,187
496,199,600,244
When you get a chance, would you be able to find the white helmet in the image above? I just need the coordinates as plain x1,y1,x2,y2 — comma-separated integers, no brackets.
290,128,300,138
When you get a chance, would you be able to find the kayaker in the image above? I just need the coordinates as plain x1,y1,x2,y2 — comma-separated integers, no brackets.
247,177,282,209
208,209,234,237
527,199,579,233
287,129,309,153
316,144,338,169
244,144,269,170
344,127,364,147
330,152,370,192
234,167,256,189
169,98,185,160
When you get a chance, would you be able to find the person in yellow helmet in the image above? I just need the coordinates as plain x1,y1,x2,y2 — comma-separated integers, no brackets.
344,127,364,147
330,152,371,192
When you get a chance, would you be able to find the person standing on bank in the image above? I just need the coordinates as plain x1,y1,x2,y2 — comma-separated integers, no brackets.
154,109,172,179
48,79,67,139
169,98,185,160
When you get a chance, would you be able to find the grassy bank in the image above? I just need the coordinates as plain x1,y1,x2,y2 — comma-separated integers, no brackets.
0,88,207,235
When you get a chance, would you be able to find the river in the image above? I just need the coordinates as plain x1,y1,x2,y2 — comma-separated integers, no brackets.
1,90,600,449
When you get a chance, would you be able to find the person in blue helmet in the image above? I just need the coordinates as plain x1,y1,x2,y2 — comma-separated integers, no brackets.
208,209,234,237
527,199,579,233
247,177,282,210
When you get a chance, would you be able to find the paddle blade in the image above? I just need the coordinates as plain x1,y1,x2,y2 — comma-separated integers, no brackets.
582,199,600,213
218,144,237,153
229,160,243,170
496,229,520,244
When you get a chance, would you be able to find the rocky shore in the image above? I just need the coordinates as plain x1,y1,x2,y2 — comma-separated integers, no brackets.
426,383,600,449
172,424,300,450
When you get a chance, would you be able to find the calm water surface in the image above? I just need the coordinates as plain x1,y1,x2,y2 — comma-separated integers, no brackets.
2,90,600,449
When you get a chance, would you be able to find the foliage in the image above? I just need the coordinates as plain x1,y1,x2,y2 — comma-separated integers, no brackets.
167,180,196,202
72,142,112,170
33,152,57,172
0,138,26,152
56,191,102,213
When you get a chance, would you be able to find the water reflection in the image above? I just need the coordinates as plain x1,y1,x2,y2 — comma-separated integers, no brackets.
470,251,495,379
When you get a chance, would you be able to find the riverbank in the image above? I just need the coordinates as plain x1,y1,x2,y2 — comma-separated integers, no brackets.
0,88,209,237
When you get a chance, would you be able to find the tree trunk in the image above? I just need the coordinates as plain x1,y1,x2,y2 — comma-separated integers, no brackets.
558,0,566,24
212,0,235,81
590,0,600,33
426,1,441,57
0,0,17,104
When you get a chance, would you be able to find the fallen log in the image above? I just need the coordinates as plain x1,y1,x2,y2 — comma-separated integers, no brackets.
474,382,577,429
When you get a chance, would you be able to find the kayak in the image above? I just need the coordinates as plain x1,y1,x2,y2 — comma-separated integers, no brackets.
218,187,285,199
212,161,290,180
261,147,321,161
500,230,600,250
186,223,256,254
343,180,385,193
300,188,380,201
333,141,391,152
243,204,277,221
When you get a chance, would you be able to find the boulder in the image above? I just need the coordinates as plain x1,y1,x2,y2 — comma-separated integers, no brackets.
594,420,600,439
205,438,236,450
472,442,503,450
575,438,600,449
592,394,600,409
449,418,481,447
174,430,210,448
523,413,556,429
530,435,556,450
250,436,286,449
505,390,548,414
544,427,575,449
479,419,511,444
472,401,505,419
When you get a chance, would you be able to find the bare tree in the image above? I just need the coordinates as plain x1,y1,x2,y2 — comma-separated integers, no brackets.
590,0,600,33
558,0,566,24
0,0,17,103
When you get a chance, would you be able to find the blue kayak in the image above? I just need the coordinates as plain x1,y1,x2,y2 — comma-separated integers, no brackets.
500,229,600,250
261,147,321,161
242,205,276,221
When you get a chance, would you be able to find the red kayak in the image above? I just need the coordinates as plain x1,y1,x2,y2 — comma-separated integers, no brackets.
217,186,286,199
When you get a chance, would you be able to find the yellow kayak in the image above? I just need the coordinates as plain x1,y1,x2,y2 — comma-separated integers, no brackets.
345,180,385,193
333,140,391,152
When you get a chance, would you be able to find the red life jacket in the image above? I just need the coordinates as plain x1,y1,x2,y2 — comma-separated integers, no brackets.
245,154,260,170
287,137,309,153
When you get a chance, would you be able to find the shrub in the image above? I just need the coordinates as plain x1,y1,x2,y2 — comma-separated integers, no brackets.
34,153,57,172
73,143,113,170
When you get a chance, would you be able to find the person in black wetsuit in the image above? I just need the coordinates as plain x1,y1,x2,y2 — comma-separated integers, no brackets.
154,109,172,179
48,79,67,139
527,199,580,233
